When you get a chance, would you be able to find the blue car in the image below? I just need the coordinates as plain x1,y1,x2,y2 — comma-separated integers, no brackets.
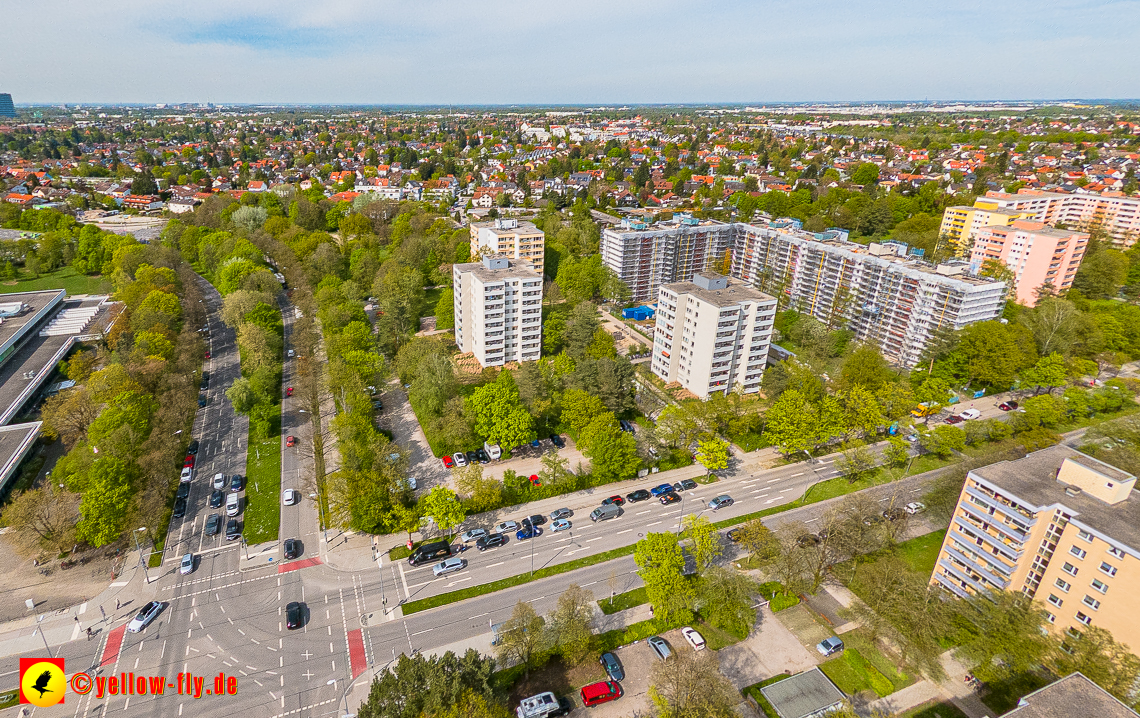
650,483,675,497
516,526,542,541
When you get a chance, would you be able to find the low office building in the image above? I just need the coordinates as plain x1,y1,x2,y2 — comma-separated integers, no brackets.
931,446,1140,653
453,255,543,368
970,220,1088,305
470,218,545,275
651,272,776,399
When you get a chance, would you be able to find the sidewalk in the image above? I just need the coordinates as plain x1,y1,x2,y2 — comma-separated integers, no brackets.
862,650,994,718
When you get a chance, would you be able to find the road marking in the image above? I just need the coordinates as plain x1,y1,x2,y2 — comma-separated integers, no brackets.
347,629,367,679
767,478,784,483
616,529,633,535
789,473,804,477
764,498,780,504
646,521,661,527
635,510,651,515
446,576,472,586
586,536,607,542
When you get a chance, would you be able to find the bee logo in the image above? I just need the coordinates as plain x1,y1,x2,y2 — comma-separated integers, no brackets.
20,658,66,707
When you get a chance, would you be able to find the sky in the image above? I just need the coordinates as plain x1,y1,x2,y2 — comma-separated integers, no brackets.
3,0,1139,105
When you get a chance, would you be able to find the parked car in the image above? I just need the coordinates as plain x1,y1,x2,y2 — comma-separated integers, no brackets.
187,439,200,455
176,482,191,499
226,518,241,540
286,387,293,397
579,681,621,708
600,652,624,682
516,525,541,541
209,490,225,508
494,521,519,534
944,415,965,424
601,495,625,507
904,501,927,515
204,351,211,359
212,473,226,490
797,533,821,547
659,492,680,505
998,401,1019,411
527,513,546,526
708,494,734,511
817,637,844,657
180,553,195,575
862,513,886,526
484,442,501,460
551,519,572,532
648,636,672,662
460,528,488,543
883,507,907,522
681,627,706,651
958,408,982,420
433,557,466,577
550,508,573,521
650,483,675,497
453,452,467,468
442,455,455,469
618,419,635,433
127,601,164,633
903,432,920,443
285,436,297,447
405,477,418,490
476,448,490,463
226,493,240,517
674,478,698,491
230,475,243,492
626,489,651,503
726,528,742,543
283,538,300,559
204,513,221,536
172,497,187,518
198,395,208,407
183,454,195,467
285,601,304,630
180,467,193,482
550,434,565,449
283,489,299,506
476,533,508,551
465,450,478,465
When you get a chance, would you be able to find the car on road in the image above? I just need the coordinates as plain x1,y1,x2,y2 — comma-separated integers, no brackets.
465,450,478,465
817,637,844,657
708,494,734,511
550,434,565,449
286,387,293,397
958,408,982,420
682,627,706,651
998,401,1019,411
204,351,211,359
172,497,187,518
551,519,571,532
180,553,195,575
230,475,243,492
209,490,225,508
198,395,208,407
601,495,624,507
476,533,507,551
904,501,927,515
944,414,965,424
580,680,621,707
648,635,672,662
176,482,191,499
453,452,467,467
283,489,299,506
442,455,455,469
212,473,226,490
591,505,621,522
226,518,241,540
494,520,519,534
550,508,573,521
673,479,698,491
626,489,651,503
600,652,624,681
286,436,297,447
204,513,221,536
283,538,300,559
460,528,488,543
659,492,680,505
187,439,200,454
433,557,467,577
180,466,193,482
527,513,546,526
127,601,164,633
286,601,304,630
650,483,675,497
516,525,541,541
883,507,907,522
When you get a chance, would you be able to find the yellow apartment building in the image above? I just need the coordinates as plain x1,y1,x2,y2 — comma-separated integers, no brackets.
938,204,1027,257
469,218,545,275
931,445,1140,654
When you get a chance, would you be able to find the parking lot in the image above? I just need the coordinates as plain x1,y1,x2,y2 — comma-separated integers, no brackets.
582,628,692,718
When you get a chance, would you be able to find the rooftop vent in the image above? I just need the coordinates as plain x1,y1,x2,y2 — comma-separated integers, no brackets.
1065,485,1083,498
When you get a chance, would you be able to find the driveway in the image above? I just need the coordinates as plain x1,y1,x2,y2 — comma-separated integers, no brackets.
476,436,586,484
377,383,447,493
718,606,819,688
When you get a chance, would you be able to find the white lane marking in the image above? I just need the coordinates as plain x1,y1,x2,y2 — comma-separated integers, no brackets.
789,473,804,477
616,529,632,535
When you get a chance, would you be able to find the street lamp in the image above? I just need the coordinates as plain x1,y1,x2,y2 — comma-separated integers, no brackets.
132,527,151,584
328,679,357,718
32,628,52,658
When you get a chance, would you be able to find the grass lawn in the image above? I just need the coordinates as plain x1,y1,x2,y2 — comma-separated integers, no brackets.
731,431,769,452
819,647,896,697
598,586,647,614
893,530,947,576
243,412,282,545
980,673,1051,716
900,701,969,718
0,266,112,295
698,620,745,650
839,629,913,693
423,286,444,313
744,675,794,718
0,690,17,711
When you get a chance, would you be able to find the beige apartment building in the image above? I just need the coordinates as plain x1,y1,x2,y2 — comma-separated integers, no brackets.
651,272,776,399
470,218,545,275
453,255,543,368
945,190,1140,248
932,445,1140,653
939,205,1028,256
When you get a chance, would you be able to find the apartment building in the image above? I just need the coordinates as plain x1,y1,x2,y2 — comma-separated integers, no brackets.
732,224,1006,367
600,216,734,302
452,255,543,368
970,220,1089,305
939,205,1027,256
651,272,776,399
931,446,1140,654
470,218,545,275
970,190,1140,247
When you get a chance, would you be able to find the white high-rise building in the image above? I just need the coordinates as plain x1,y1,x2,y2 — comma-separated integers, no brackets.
470,218,546,275
453,255,543,368
651,272,777,400
600,215,735,302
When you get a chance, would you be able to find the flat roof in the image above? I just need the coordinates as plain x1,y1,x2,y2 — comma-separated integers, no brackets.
661,278,775,308
0,290,65,353
0,422,42,494
760,668,845,718
1004,673,1139,718
0,334,76,425
971,445,1140,553
453,259,541,283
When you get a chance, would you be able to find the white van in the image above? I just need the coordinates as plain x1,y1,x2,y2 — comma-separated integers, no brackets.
226,493,241,517
483,441,501,460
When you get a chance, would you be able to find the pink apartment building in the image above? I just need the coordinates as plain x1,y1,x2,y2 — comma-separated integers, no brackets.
970,220,1088,305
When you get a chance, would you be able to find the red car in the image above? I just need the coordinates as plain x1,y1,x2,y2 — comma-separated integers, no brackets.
442,455,455,469
580,681,621,707
286,387,293,397
183,455,195,467
601,495,625,507
285,436,297,447
204,351,211,359
998,401,1019,411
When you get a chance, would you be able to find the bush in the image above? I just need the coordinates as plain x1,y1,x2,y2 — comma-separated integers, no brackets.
770,594,800,612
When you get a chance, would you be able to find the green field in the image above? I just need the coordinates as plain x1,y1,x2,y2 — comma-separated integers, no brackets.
0,266,112,295
243,413,283,545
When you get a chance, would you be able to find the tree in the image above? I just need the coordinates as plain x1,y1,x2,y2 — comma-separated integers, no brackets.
578,413,639,483
536,451,573,489
2,485,79,554
410,352,458,417
419,486,465,536
76,458,134,546
1049,626,1140,702
883,437,910,468
839,344,894,392
836,443,879,483
547,584,595,665
954,590,1054,684
850,162,881,186
733,518,781,562
421,692,511,718
648,648,739,718
434,287,454,330
232,205,268,231
694,436,729,479
453,464,504,514
494,601,546,680
1021,352,1067,394
682,514,722,573
762,389,817,458
921,424,965,458
356,649,496,718
913,377,951,421
841,385,884,440
697,566,759,636
39,388,101,448
635,532,694,625
1022,298,1081,356
465,372,535,449
226,377,257,414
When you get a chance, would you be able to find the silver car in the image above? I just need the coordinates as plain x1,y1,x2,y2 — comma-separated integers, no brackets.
180,553,194,575
433,557,467,577
494,520,519,534
708,494,734,511
460,528,488,543
453,452,468,467
648,635,672,661
127,601,163,633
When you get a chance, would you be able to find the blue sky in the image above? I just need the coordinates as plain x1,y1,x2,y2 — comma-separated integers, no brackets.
2,0,1138,104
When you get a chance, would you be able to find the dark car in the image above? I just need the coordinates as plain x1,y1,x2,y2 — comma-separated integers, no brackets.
476,448,490,463
283,538,300,559
944,415,965,424
204,513,221,536
516,525,541,541
550,507,573,520
226,518,241,540
550,434,566,448
200,378,209,390
476,533,507,551
209,489,225,508
172,497,187,518
626,489,651,503
659,492,680,505
674,479,698,491
726,528,742,543
998,401,1019,411
286,601,304,630
187,439,200,455
176,482,191,499
198,395,208,407
527,513,546,526
230,475,243,492
882,507,907,522
465,450,478,465
618,419,635,433
650,483,675,497
600,651,625,682
601,495,625,507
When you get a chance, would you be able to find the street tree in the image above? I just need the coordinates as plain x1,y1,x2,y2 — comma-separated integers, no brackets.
954,590,1054,684
883,437,910,468
648,647,739,718
547,584,595,665
1,485,80,555
762,389,816,459
841,385,884,440
836,443,879,483
635,532,695,625
39,388,100,448
695,436,730,479
453,464,504,514
682,514,722,573
697,566,759,636
419,486,465,537
922,424,966,459
733,518,781,562
1021,352,1068,395
356,649,496,718
494,601,547,680
578,413,639,483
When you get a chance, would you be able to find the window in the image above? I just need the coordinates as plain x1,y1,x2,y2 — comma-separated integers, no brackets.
1077,529,1093,542
1044,611,1056,624
1107,547,1125,559
1062,562,1079,576
1099,562,1118,577
1069,546,1087,560
1075,612,1092,626
1082,595,1101,610
1091,579,1108,594
1055,578,1071,592
1047,594,1064,607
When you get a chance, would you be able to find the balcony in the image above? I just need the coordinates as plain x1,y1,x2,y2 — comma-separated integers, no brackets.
964,485,1036,527
932,572,972,599
954,517,1023,561
938,558,993,594
943,545,1011,589
959,502,1029,543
